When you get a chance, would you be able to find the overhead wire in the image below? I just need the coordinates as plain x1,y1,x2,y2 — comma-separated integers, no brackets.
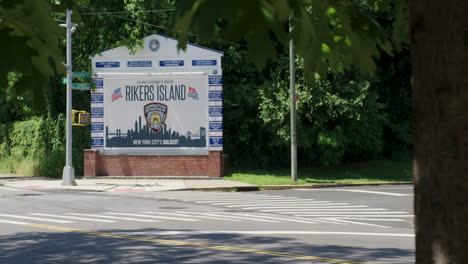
77,5,248,48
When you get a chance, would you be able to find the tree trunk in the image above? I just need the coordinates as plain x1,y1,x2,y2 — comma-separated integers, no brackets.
411,0,468,263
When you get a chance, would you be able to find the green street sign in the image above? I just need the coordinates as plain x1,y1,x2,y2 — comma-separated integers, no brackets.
73,72,91,78
62,78,67,84
72,83,90,90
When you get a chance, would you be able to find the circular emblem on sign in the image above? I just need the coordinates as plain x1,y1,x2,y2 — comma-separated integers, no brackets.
149,39,160,52
213,69,218,74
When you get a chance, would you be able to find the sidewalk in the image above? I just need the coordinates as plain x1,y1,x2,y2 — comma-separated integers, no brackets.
0,174,412,193
0,175,255,192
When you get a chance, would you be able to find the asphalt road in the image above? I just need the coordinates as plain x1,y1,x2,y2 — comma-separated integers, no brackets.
0,185,414,264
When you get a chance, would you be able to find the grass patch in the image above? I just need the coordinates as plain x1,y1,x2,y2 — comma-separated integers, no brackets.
224,160,412,185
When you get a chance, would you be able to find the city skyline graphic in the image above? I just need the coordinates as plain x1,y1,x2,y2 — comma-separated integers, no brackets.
106,116,206,148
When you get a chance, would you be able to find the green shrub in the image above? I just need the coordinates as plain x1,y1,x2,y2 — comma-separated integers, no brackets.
0,115,89,177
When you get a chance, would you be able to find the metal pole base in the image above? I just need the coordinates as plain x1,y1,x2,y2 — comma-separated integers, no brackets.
62,166,76,185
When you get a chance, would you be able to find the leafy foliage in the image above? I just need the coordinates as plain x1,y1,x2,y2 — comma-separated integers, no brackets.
0,115,88,177
0,0,73,111
174,0,407,81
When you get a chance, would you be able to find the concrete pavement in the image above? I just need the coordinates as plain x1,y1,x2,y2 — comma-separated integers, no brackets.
0,174,255,192
0,174,412,193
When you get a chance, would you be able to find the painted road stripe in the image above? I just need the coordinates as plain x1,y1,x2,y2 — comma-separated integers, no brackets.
30,213,116,223
324,189,413,197
21,223,370,264
218,201,335,207
194,198,303,203
320,218,390,228
338,218,407,221
106,213,199,222
220,201,335,206
242,204,352,209
115,230,414,237
223,213,316,224
67,213,159,222
259,206,369,211
0,219,29,224
187,212,279,223
143,212,242,222
269,211,409,215
295,214,414,217
0,186,21,191
0,214,74,223
208,199,319,204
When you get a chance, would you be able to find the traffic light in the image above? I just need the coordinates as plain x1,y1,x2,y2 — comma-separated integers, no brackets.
72,110,90,126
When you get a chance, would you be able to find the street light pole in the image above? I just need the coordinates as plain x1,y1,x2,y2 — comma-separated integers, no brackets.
290,14,297,182
61,9,76,185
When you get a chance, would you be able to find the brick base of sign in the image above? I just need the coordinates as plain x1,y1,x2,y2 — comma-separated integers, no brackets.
84,149,223,177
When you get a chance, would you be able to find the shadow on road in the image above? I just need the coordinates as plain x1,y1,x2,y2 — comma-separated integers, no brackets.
0,228,414,263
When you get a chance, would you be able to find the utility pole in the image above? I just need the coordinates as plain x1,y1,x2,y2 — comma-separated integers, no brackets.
289,14,297,182
60,9,77,185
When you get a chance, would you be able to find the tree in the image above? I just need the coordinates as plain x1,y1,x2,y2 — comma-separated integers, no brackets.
410,0,468,263
0,0,72,112
175,0,468,262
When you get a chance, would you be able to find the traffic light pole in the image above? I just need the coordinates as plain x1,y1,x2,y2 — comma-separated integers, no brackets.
61,9,76,185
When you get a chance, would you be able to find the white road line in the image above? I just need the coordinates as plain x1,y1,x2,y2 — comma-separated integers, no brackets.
106,213,199,222
30,213,116,223
224,213,316,224
249,208,390,211
0,219,29,224
242,204,351,209
258,206,369,212
208,199,319,204
0,214,74,224
325,189,413,197
67,213,159,222
0,186,21,191
186,212,279,223
338,218,407,221
266,211,409,215
142,212,241,222
295,214,414,217
116,230,415,237
364,187,413,190
193,198,303,203
221,201,336,206
321,218,390,228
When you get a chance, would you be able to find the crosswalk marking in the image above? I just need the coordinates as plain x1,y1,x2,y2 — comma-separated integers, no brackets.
294,214,414,217
184,212,279,223
193,198,304,202
257,206,369,212
222,212,316,224
105,212,199,222
67,213,159,222
0,214,74,224
30,213,116,223
320,218,391,228
151,192,413,228
219,201,334,206
142,212,242,222
241,204,351,209
321,189,413,197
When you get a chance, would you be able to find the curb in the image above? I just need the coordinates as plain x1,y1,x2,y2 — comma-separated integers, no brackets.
84,176,224,180
186,181,414,192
